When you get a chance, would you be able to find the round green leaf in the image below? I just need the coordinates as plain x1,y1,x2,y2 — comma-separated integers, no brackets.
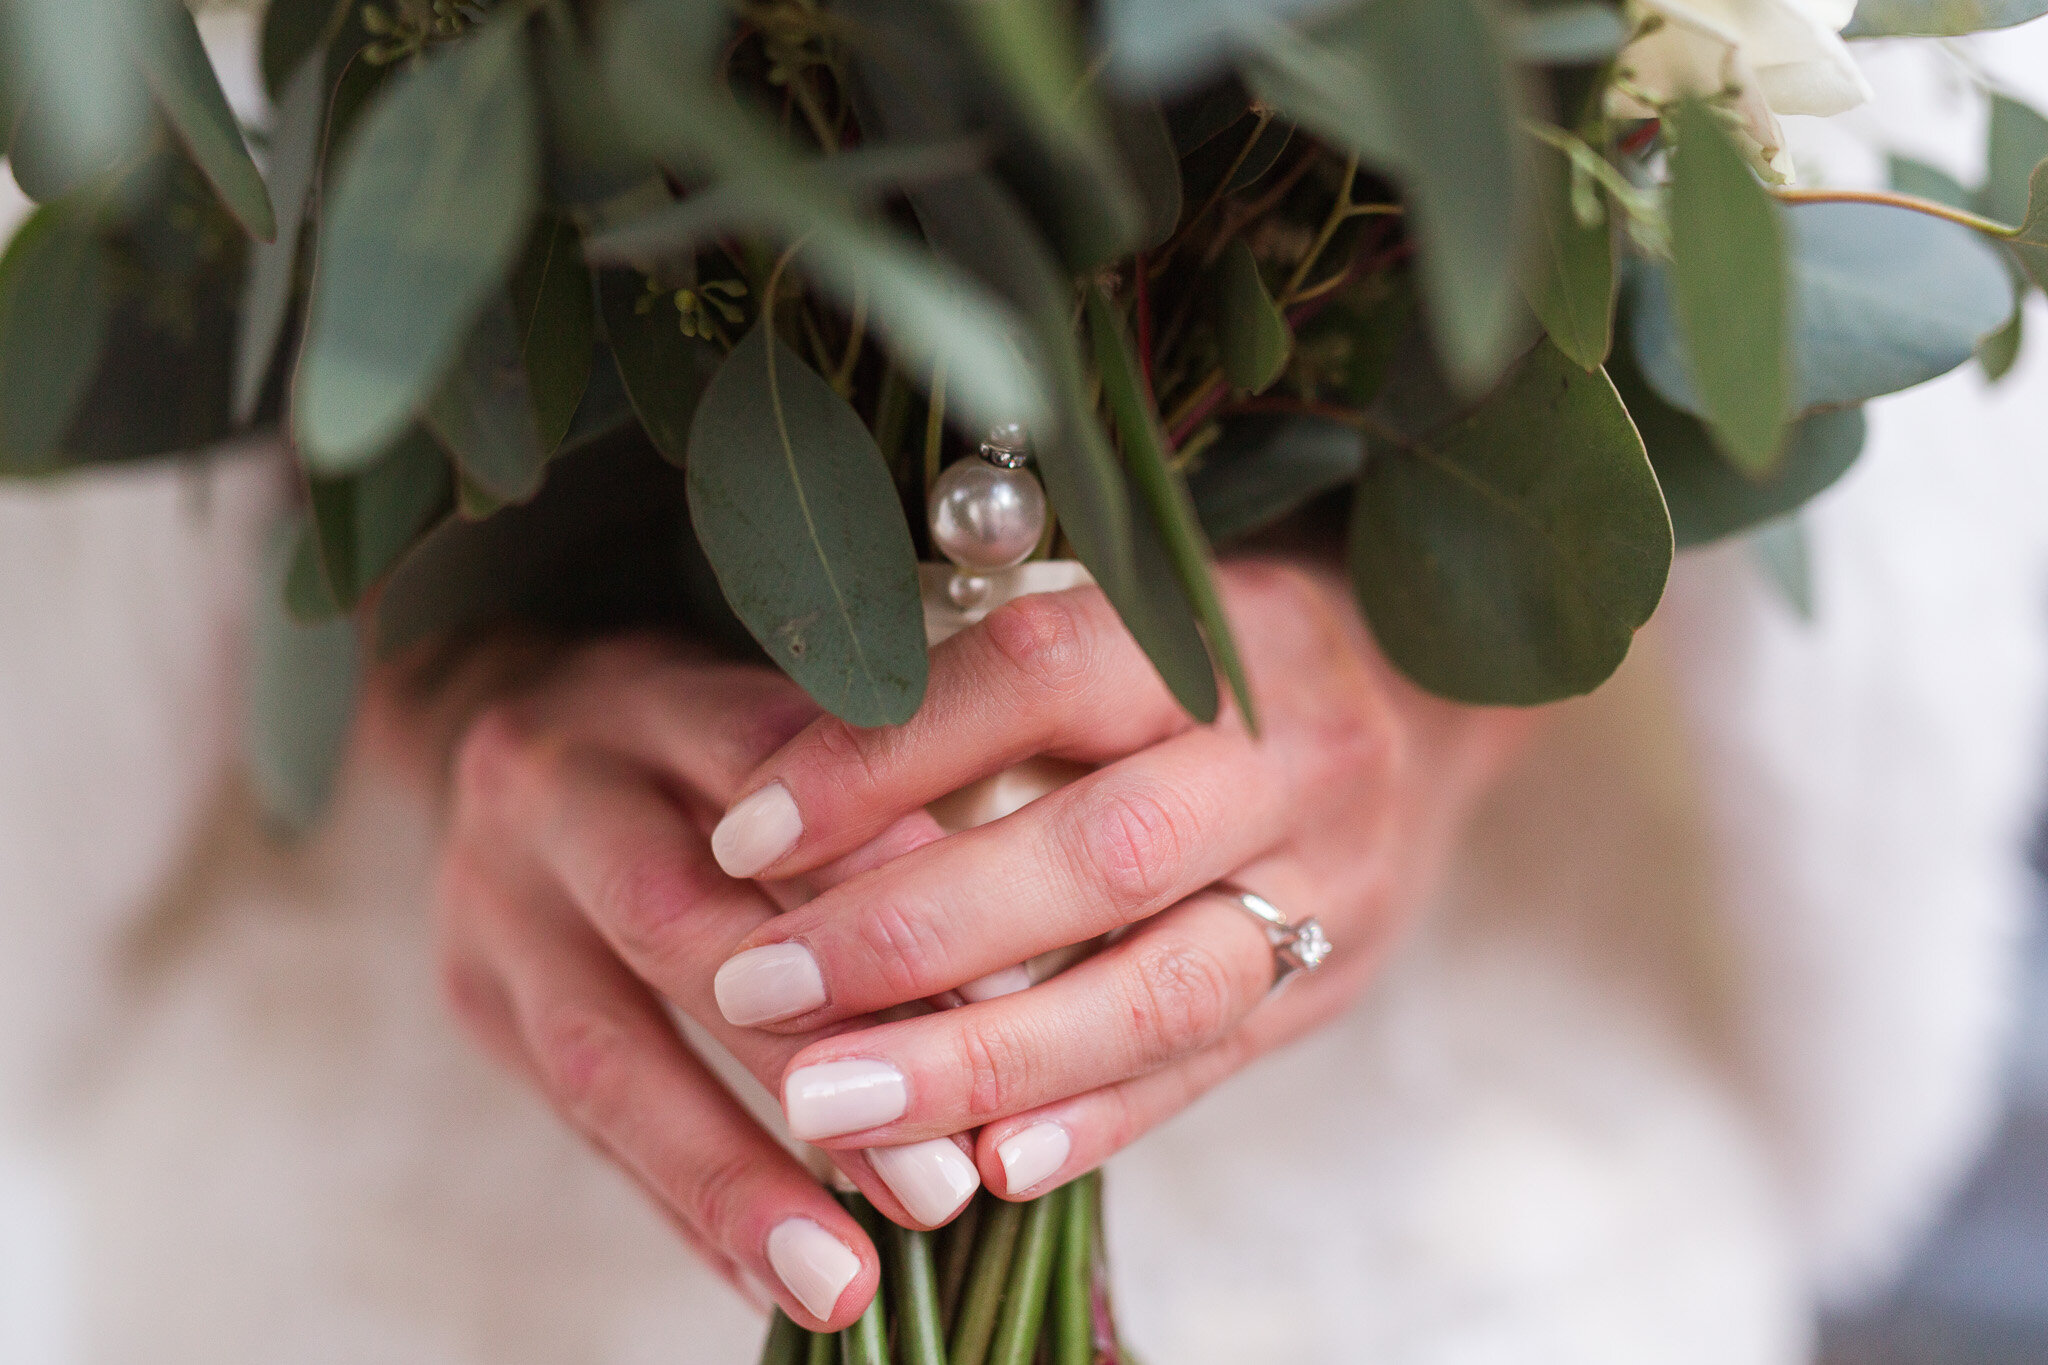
1610,339,1865,549
234,44,330,422
295,13,540,472
1349,340,1672,704
1189,413,1363,544
304,427,454,612
1844,0,2048,36
248,515,361,833
686,320,927,728
1636,200,2015,421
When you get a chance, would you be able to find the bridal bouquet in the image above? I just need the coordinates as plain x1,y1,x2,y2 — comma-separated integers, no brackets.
2,0,2044,1358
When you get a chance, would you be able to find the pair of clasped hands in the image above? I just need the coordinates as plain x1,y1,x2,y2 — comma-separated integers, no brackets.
407,559,1531,1330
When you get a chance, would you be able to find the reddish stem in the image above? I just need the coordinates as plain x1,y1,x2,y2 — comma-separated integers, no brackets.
1165,373,1229,449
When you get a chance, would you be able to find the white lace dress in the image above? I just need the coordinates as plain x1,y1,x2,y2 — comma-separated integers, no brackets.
2,23,2046,1365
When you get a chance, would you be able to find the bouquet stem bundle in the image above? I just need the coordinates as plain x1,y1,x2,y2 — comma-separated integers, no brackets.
760,1176,1118,1365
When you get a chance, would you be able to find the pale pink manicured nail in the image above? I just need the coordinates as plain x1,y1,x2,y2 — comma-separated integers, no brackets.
957,964,1033,1003
996,1122,1070,1196
715,942,826,1026
868,1139,979,1225
766,1217,860,1321
711,782,802,878
785,1059,907,1140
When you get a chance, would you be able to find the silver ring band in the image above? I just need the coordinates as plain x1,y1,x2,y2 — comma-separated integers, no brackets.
1215,882,1330,991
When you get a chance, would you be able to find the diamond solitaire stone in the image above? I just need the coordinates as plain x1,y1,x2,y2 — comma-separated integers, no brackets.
1280,918,1331,976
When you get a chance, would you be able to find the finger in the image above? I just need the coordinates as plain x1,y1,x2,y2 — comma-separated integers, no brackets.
464,726,978,1228
708,587,1198,881
771,889,1283,1147
714,722,1299,1031
974,940,1380,1199
451,856,881,1331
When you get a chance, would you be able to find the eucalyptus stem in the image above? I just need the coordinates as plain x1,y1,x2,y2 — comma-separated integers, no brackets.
1770,185,2020,237
839,1195,892,1365
950,1196,1026,1365
805,1330,835,1365
922,362,949,500
884,1223,947,1365
987,1189,1066,1365
758,1309,808,1365
937,1191,986,1333
1053,1178,1094,1365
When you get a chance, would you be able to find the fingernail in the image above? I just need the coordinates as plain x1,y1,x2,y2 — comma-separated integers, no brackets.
957,964,1033,1003
868,1139,979,1225
715,942,826,1026
766,1217,860,1321
784,1059,907,1140
996,1122,1070,1196
712,782,802,878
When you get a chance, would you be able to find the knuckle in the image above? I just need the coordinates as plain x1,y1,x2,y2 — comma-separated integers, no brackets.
1126,938,1241,1062
669,1151,762,1248
453,703,553,817
981,592,1091,699
956,1017,1037,1122
1072,783,1195,910
532,1004,635,1136
804,714,891,795
850,898,952,1000
596,846,725,967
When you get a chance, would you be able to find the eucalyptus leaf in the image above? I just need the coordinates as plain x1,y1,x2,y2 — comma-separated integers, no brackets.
1190,414,1363,544
1749,517,1813,619
2011,161,2048,292
1089,285,1252,727
305,427,454,612
1106,98,1184,251
1216,240,1292,392
1844,0,2048,36
1664,97,1789,473
1978,300,2023,381
1102,0,1345,91
686,320,927,727
260,0,350,101
509,214,595,454
1984,95,2048,229
1610,338,1864,548
0,202,112,473
559,345,639,455
595,268,724,468
3,0,153,202
234,46,328,423
1349,340,1671,704
1505,3,1630,62
1243,0,1528,395
598,0,1046,433
1887,154,1972,210
295,13,541,472
131,0,276,240
947,0,1145,267
248,515,361,833
1637,200,2013,420
426,296,549,506
1523,137,1615,370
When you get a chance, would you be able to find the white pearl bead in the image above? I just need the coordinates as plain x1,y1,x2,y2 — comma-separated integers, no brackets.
928,459,1047,572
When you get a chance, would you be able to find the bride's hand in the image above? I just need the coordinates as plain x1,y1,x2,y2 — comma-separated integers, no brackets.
391,639,975,1333
704,560,1535,1198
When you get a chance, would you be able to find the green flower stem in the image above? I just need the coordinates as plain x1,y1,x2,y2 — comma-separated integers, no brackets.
936,1191,986,1334
1053,1176,1095,1365
884,1222,947,1365
949,1196,1027,1365
987,1188,1068,1365
758,1309,808,1365
839,1195,892,1365
805,1329,835,1365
